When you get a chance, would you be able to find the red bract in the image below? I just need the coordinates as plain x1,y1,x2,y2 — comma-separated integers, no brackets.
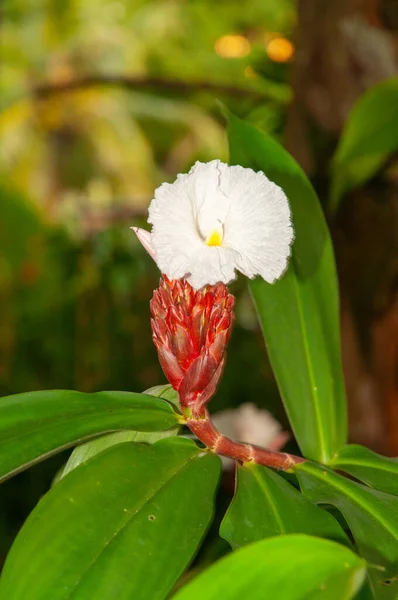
150,276,235,415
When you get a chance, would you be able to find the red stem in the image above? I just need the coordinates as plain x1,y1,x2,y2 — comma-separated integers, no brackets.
184,407,305,471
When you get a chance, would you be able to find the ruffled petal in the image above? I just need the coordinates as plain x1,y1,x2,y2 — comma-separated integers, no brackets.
216,163,293,283
186,245,238,289
145,160,293,289
188,161,230,239
148,173,202,280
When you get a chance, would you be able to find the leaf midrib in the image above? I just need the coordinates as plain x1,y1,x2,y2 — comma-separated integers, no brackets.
0,411,176,483
330,458,398,473
291,274,328,462
301,466,398,539
66,450,201,599
0,406,175,446
251,468,286,534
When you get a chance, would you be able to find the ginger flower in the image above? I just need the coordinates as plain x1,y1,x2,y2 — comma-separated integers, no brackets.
150,276,234,414
133,160,293,290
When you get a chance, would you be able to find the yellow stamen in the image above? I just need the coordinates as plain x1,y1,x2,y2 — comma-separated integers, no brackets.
206,230,223,246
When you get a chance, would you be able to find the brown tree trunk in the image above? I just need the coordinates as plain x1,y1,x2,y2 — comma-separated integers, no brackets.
286,0,398,454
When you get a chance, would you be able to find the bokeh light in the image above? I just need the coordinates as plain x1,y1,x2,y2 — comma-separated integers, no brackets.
265,36,294,63
214,35,251,58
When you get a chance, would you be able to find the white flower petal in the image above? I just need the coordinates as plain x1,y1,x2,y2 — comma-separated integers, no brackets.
148,174,201,280
186,246,238,290
212,403,287,469
215,163,294,284
237,403,284,448
188,161,230,240
144,160,293,289
213,403,284,448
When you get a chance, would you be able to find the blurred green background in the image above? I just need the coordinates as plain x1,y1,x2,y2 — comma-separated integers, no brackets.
1,0,398,567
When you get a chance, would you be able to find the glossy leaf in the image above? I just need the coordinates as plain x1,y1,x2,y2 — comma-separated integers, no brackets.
220,463,348,549
328,444,398,496
144,384,180,408
295,461,398,599
331,77,398,210
171,534,366,600
0,389,179,482
61,384,181,478
62,429,177,479
0,437,221,600
227,114,347,462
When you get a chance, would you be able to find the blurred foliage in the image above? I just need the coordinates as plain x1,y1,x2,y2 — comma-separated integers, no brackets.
330,76,398,212
0,0,294,224
0,0,296,562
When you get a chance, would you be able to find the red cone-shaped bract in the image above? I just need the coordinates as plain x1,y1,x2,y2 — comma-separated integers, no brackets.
150,276,234,414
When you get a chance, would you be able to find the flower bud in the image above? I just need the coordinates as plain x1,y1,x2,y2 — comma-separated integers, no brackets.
150,277,234,415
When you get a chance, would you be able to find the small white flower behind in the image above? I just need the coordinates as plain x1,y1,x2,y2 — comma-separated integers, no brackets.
132,160,293,290
212,403,289,470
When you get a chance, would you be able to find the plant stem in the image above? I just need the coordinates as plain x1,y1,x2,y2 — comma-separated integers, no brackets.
184,407,305,471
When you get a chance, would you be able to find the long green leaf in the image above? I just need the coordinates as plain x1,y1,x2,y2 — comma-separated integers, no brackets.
61,384,181,478
0,437,220,600
0,389,179,482
328,445,398,496
227,114,347,462
220,463,348,549
295,461,398,599
331,77,398,211
172,534,366,600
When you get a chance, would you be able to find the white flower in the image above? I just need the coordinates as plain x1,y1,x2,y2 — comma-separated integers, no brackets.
212,403,289,470
212,403,288,450
132,160,293,290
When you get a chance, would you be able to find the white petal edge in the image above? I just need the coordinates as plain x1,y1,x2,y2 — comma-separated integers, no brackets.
144,160,294,289
213,162,294,284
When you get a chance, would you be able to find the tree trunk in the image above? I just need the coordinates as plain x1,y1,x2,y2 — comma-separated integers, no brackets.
286,0,398,454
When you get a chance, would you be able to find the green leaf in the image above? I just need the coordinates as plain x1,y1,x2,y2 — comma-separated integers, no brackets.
331,77,398,210
61,385,181,478
220,463,348,549
295,461,398,599
144,383,180,407
336,77,398,159
0,437,221,600
0,389,179,482
227,114,347,462
328,445,398,496
171,534,366,600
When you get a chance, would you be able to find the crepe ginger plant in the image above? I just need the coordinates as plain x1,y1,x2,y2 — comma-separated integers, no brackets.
133,159,298,471
0,115,397,600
